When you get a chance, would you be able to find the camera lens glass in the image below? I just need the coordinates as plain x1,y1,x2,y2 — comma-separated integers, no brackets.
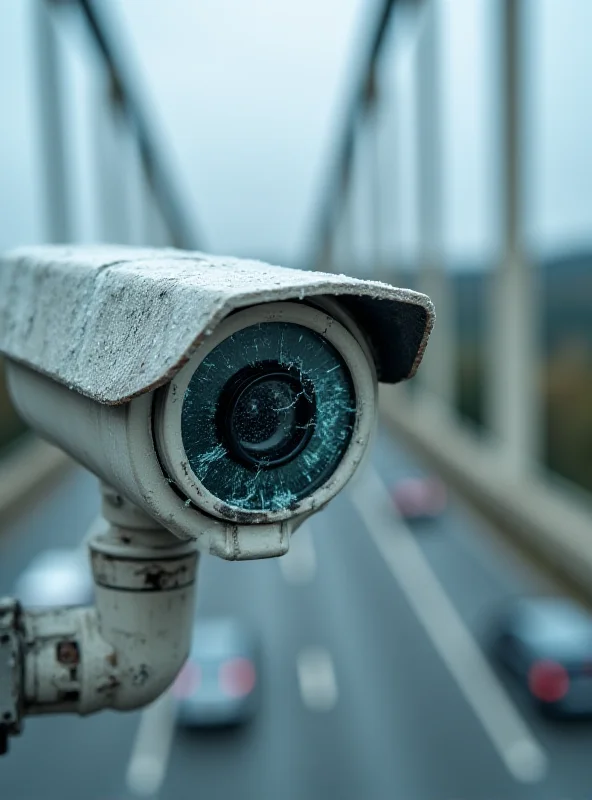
181,321,356,512
218,363,316,469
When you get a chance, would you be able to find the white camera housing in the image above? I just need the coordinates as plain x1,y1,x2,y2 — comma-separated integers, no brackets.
0,246,434,560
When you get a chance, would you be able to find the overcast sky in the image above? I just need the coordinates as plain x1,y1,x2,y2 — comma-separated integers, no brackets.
1,0,592,268
117,0,379,263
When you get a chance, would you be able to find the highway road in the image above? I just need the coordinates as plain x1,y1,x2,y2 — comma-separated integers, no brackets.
1,428,592,799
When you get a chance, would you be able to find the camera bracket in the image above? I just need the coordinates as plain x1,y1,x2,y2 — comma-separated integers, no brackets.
0,486,199,755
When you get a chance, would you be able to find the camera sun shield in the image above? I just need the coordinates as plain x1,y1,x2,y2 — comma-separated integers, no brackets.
0,245,434,405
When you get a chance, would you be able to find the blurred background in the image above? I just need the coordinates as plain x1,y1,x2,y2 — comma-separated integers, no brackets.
1,1,592,798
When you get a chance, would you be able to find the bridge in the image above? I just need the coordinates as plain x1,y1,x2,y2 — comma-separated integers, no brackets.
1,1,591,798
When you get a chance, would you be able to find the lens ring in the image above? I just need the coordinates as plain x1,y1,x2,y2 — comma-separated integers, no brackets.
153,301,377,523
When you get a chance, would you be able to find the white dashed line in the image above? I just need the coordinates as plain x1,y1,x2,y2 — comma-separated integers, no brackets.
351,465,548,785
279,523,317,585
297,647,338,712
126,691,177,797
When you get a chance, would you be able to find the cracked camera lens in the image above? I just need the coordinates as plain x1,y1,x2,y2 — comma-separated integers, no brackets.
181,321,356,512
217,364,316,469
235,379,295,451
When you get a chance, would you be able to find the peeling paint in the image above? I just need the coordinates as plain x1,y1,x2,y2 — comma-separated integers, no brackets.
132,665,150,687
134,564,188,591
56,640,80,666
96,675,121,694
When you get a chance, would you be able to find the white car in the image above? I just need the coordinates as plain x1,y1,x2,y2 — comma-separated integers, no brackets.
14,548,94,608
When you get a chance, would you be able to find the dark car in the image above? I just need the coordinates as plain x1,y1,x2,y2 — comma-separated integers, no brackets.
173,617,261,728
492,596,592,717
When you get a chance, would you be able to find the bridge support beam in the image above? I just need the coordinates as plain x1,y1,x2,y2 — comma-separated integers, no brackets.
416,0,455,408
488,0,540,477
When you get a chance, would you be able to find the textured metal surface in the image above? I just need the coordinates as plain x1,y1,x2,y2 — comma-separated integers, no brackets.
0,245,434,405
0,599,23,753
91,549,198,591
18,517,199,718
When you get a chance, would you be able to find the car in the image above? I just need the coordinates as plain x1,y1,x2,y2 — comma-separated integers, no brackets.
14,547,94,608
491,596,592,717
390,476,447,521
173,617,261,728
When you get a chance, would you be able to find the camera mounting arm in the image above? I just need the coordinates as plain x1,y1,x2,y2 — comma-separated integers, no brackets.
0,486,199,754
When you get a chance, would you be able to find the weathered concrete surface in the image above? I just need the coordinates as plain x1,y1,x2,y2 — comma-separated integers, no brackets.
0,246,434,405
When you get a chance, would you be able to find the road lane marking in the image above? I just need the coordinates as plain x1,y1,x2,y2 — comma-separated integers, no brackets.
351,465,548,785
279,523,316,585
126,691,177,797
297,647,338,711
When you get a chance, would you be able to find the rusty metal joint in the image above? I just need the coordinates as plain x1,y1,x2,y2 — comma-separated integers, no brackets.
0,598,25,754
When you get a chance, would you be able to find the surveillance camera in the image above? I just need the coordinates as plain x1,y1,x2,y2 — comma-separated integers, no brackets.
0,245,434,560
0,245,434,749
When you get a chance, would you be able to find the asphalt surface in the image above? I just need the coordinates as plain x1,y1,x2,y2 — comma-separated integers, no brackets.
1,429,592,799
